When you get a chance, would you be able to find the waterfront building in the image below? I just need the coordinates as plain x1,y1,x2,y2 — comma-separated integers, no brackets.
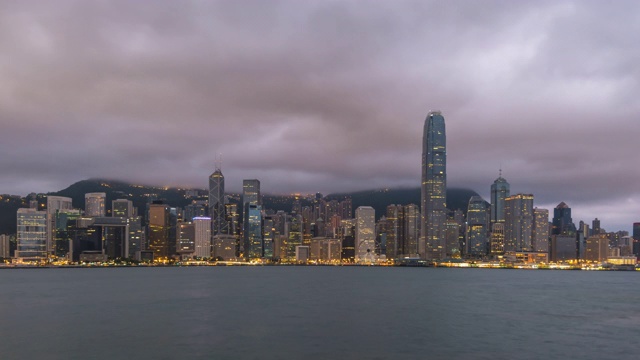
16,208,48,262
177,222,195,256
421,110,447,259
263,216,275,259
193,217,212,259
633,222,640,259
585,234,608,262
209,169,227,235
212,234,237,261
310,237,342,262
295,245,310,262
244,204,263,259
355,206,376,262
504,194,534,252
551,235,577,262
489,222,505,255
445,219,461,257
148,202,170,260
85,193,106,217
490,172,510,224
46,196,73,255
0,234,11,259
532,208,549,253
466,196,489,257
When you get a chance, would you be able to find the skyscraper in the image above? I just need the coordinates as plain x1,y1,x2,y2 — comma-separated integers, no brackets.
208,169,226,235
193,217,212,259
632,222,640,259
242,179,261,258
421,111,447,260
148,203,170,261
355,206,376,262
490,172,510,224
552,202,575,235
504,194,534,252
85,193,106,217
112,199,134,218
532,208,549,252
466,196,489,257
16,208,48,262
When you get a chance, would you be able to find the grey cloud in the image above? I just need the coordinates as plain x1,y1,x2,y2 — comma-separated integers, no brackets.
1,0,639,231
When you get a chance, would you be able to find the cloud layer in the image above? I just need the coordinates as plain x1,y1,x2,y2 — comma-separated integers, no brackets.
1,0,639,231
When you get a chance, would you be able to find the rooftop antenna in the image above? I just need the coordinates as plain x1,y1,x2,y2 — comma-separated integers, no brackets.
215,153,222,171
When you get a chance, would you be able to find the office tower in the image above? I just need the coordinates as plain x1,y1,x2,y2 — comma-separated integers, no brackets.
244,205,263,259
532,208,549,252
421,111,447,259
148,203,170,261
242,179,261,206
85,193,106,217
445,219,461,257
46,196,73,255
193,217,212,259
403,204,420,257
0,234,10,259
489,222,505,255
592,218,601,235
490,171,510,224
209,169,226,235
184,201,207,222
466,196,489,257
355,206,376,262
504,194,534,252
385,205,400,259
16,208,48,262
112,199,134,218
552,202,575,235
585,234,608,262
632,222,640,259
177,222,196,256
52,209,82,259
551,235,578,262
127,216,143,258
339,198,353,219
263,216,275,259
285,213,303,261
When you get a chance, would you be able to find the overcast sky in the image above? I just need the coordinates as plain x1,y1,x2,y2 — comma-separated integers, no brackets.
1,0,638,231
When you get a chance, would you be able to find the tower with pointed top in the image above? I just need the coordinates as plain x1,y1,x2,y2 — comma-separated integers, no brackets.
490,170,510,225
421,110,447,260
209,159,227,235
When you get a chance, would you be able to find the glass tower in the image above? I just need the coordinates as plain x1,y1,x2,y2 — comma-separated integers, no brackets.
209,169,227,235
490,172,510,224
421,111,447,260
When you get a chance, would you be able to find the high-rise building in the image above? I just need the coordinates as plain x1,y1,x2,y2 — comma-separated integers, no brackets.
112,199,134,218
16,208,48,262
0,234,11,259
532,208,549,252
385,205,400,260
592,218,601,235
632,222,640,259
148,203,170,261
46,196,73,255
85,193,106,217
466,196,489,257
490,172,510,224
209,169,226,235
242,179,261,206
355,206,376,262
489,222,505,255
244,204,263,259
177,222,196,256
552,202,575,236
421,111,447,260
193,217,212,259
504,194,534,252
585,234,608,262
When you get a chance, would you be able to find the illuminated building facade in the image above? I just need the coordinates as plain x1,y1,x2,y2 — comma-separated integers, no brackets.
148,203,170,260
490,222,505,255
193,217,212,258
355,206,375,262
16,208,48,262
244,204,263,259
177,222,195,256
112,199,134,218
85,193,106,217
504,194,534,252
490,173,510,224
209,169,227,235
532,208,549,252
421,111,447,259
585,234,608,262
466,196,489,257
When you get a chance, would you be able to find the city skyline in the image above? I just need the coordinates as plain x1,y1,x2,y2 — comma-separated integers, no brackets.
1,1,639,232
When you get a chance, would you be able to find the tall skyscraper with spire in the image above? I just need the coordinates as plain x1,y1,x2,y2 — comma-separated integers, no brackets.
209,164,226,235
421,110,447,260
490,170,510,225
